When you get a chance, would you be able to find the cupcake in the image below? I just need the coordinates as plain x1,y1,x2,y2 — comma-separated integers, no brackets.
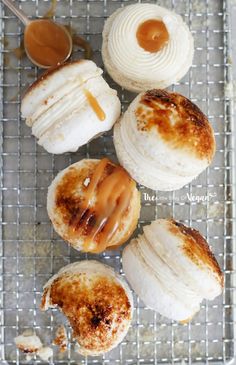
122,219,223,322
47,158,140,253
41,260,133,355
21,60,121,154
114,89,216,191
102,4,194,92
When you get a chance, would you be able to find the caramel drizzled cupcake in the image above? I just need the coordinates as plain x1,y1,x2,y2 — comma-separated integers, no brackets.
21,60,121,154
47,158,140,253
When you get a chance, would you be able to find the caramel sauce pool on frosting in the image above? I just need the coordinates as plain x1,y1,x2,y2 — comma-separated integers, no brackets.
24,19,71,67
55,158,134,253
136,19,169,53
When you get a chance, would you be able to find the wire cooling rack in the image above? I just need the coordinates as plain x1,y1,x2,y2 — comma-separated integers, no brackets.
0,0,235,364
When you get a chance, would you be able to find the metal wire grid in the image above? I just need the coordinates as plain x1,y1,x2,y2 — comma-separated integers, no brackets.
0,0,235,364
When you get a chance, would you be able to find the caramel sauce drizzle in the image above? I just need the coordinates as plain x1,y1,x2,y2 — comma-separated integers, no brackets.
83,89,106,121
44,0,57,18
136,19,169,53
71,158,134,253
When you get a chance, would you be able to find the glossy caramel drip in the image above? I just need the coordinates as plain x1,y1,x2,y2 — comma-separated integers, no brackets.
83,169,133,252
82,159,134,253
71,158,109,228
72,34,93,60
83,89,106,121
44,0,57,18
136,19,169,53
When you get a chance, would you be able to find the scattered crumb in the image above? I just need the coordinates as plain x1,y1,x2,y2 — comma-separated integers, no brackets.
14,331,53,362
25,354,33,362
14,332,42,353
38,347,53,361
83,177,90,187
53,325,68,353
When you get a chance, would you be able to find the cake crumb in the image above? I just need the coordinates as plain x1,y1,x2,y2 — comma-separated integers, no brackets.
38,346,53,361
14,332,42,353
25,354,34,362
53,325,68,352
14,331,53,362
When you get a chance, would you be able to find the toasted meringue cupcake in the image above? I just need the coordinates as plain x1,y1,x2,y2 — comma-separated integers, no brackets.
47,158,140,253
102,4,194,92
21,60,121,154
41,260,133,356
123,219,223,322
114,89,215,191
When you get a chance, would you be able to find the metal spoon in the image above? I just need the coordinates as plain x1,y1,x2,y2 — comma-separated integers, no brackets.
1,0,73,68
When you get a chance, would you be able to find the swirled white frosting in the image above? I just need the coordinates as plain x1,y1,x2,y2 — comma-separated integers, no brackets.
21,60,121,154
107,4,194,86
122,219,223,321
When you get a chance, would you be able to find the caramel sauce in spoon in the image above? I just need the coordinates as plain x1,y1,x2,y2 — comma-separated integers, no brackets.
24,19,72,68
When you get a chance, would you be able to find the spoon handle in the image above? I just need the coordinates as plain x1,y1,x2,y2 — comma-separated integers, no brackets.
1,0,30,26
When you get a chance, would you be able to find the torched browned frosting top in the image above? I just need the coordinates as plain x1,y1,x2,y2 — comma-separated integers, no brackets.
169,219,223,287
135,90,215,161
41,273,131,353
136,19,169,53
55,158,135,253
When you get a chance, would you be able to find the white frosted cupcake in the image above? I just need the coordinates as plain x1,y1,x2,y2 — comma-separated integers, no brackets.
41,260,133,355
114,89,215,191
123,219,223,322
21,60,121,154
102,4,194,92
